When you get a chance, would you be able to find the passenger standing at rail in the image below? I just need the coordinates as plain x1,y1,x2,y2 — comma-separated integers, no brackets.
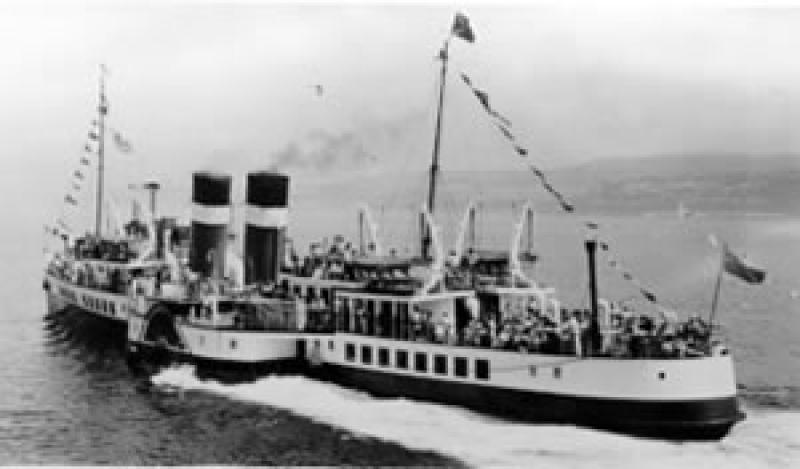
568,312,582,357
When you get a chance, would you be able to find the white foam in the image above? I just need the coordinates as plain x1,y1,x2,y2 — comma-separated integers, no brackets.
152,366,800,468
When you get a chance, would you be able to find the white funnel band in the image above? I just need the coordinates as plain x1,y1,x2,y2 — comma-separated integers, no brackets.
192,203,231,225
246,205,288,228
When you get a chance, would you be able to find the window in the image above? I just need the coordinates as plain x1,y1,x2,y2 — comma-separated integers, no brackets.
396,350,409,369
553,367,562,379
361,345,373,365
376,347,390,367
657,371,666,380
328,340,335,351
475,359,490,380
397,303,410,340
529,365,537,377
230,339,238,350
454,357,468,378
110,303,116,315
345,343,356,362
434,355,448,375
414,352,428,373
218,301,236,313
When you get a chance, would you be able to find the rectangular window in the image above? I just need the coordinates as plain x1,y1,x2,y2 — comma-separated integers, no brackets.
378,347,390,367
454,357,468,378
434,354,448,375
553,367,562,379
218,301,236,313
414,352,428,373
328,340,335,351
345,343,356,362
396,349,409,369
361,345,373,365
475,359,490,381
397,303,409,340
529,365,537,377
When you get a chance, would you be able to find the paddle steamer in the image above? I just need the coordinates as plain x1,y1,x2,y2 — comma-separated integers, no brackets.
48,15,744,440
43,69,173,336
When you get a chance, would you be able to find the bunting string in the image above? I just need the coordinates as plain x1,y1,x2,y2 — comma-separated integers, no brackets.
453,13,676,308
460,71,574,212
585,223,659,304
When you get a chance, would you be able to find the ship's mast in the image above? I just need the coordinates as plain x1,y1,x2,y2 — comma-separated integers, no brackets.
95,66,108,238
422,39,450,260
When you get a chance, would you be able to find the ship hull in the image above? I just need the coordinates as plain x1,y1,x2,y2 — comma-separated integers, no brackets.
125,341,305,382
125,305,311,382
45,275,743,440
309,362,741,441
44,279,129,341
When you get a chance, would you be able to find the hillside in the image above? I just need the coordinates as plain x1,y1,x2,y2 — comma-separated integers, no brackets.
554,154,800,214
292,154,800,216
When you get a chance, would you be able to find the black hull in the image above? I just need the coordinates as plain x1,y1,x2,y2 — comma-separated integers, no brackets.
45,293,128,340
309,363,743,441
126,342,306,383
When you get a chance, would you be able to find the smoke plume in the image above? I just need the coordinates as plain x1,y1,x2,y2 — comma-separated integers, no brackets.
268,129,378,172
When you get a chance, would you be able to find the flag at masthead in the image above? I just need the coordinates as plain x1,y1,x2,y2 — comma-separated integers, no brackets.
422,12,475,260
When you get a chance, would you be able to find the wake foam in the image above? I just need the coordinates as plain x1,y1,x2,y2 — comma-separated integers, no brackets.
152,365,800,468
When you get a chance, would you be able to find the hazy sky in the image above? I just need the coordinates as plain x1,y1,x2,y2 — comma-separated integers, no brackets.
5,1,800,227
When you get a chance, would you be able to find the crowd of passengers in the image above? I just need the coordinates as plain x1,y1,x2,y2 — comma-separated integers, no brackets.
336,299,717,359
50,235,718,357
282,235,406,281
459,307,715,359
283,235,525,293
